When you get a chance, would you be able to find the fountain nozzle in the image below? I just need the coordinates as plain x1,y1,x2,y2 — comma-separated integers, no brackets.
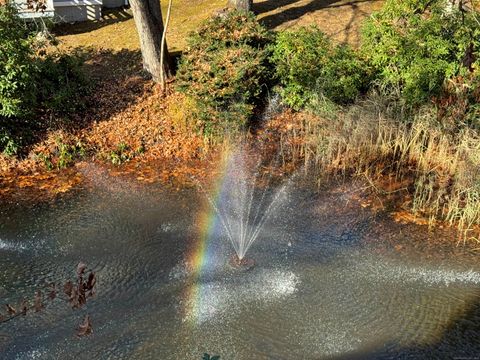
228,254,255,271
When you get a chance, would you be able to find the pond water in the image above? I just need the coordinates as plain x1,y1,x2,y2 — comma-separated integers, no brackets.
0,165,479,359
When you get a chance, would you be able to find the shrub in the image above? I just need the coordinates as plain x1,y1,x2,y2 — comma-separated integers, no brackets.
0,3,89,155
361,0,480,112
437,70,480,129
35,51,89,118
271,26,370,110
319,45,371,105
0,3,36,118
33,131,86,169
0,129,18,156
176,10,272,136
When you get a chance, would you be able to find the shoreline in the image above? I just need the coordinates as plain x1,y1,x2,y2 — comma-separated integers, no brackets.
2,143,479,248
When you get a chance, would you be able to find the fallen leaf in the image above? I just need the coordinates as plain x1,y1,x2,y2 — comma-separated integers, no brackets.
77,315,93,337
76,262,87,277
5,304,16,316
20,299,28,315
34,290,43,312
64,280,73,297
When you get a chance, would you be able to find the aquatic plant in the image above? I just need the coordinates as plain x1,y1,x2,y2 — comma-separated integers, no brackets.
279,97,480,241
0,262,97,337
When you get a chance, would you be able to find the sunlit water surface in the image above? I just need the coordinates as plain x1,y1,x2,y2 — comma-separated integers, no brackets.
0,172,479,359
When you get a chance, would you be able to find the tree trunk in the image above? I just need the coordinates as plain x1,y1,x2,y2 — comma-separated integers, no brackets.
129,0,172,84
227,0,252,11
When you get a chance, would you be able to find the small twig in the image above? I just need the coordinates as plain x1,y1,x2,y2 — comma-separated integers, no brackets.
160,0,173,92
0,312,25,324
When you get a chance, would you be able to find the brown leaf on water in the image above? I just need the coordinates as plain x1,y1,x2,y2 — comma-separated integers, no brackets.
78,284,86,308
5,304,16,315
34,290,43,312
76,262,87,277
63,280,73,297
86,272,96,297
70,286,79,309
48,283,56,301
77,315,93,337
20,299,29,315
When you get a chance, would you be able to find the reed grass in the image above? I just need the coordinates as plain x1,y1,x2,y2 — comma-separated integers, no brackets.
282,93,480,242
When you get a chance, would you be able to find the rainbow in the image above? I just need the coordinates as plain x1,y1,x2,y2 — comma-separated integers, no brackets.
183,149,232,324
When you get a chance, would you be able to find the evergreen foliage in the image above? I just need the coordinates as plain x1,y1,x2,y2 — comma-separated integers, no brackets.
176,10,272,136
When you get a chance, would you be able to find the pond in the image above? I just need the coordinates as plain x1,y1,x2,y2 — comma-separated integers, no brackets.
0,163,479,359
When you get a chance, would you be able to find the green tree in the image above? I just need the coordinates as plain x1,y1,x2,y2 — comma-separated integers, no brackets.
361,0,480,108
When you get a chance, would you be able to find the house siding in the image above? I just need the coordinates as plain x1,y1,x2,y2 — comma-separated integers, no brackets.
17,0,127,22
54,4,102,22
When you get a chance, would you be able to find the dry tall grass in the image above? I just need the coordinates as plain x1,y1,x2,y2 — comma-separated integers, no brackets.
282,96,480,242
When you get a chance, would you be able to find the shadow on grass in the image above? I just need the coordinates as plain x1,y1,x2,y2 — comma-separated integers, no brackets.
34,47,182,134
79,46,181,122
253,0,302,15
53,7,133,36
256,0,380,31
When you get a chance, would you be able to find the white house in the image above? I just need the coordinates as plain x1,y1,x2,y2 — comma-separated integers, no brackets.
16,0,126,22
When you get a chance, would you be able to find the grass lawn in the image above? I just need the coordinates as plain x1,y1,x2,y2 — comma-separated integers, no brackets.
54,0,226,53
256,0,384,46
54,0,383,52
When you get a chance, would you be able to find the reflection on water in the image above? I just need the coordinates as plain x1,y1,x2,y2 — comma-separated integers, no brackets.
0,172,479,359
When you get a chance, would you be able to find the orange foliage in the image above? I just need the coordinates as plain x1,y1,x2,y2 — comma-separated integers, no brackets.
0,69,217,200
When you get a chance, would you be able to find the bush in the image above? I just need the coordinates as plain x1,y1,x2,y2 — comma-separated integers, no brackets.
361,0,480,112
319,45,371,105
0,129,18,156
0,3,36,118
271,26,371,110
36,51,89,118
176,10,272,136
0,3,89,155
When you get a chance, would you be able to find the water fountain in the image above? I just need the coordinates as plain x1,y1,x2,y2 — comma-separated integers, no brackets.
198,145,291,268
228,254,255,271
